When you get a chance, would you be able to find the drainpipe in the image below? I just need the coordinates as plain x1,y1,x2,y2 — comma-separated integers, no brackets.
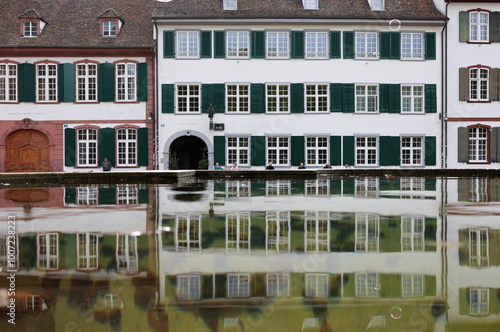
154,18,159,170
442,1,451,169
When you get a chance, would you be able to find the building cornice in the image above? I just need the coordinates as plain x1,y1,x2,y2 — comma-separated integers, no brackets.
0,47,153,57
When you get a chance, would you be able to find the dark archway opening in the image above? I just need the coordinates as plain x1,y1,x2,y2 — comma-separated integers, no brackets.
169,135,208,170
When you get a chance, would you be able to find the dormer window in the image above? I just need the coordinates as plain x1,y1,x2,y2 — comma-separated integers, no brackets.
369,0,384,11
98,8,123,37
18,9,46,37
102,20,117,36
223,0,237,11
303,0,319,10
23,20,38,37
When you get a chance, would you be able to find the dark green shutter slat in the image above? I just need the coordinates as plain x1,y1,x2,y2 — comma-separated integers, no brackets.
490,12,500,43
343,136,355,165
379,136,400,166
380,84,400,113
459,11,469,43
330,83,343,112
65,188,76,205
290,83,304,113
491,68,500,102
330,31,341,59
64,128,76,167
214,30,226,58
251,136,266,166
251,31,265,58
163,30,175,58
99,187,116,205
202,84,214,113
58,63,74,102
98,62,115,102
379,32,390,59
98,128,116,166
379,84,389,112
457,127,469,162
291,136,304,166
390,32,401,59
214,136,226,166
330,136,341,166
291,31,304,59
18,63,35,102
201,30,212,58
491,127,500,162
251,83,265,113
137,62,148,102
425,84,437,113
162,84,175,113
425,32,436,60
138,127,148,166
343,84,355,113
213,84,225,113
343,31,354,59
425,136,437,166
459,68,469,101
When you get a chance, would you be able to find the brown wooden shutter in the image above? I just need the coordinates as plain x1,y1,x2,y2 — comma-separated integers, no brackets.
459,68,469,101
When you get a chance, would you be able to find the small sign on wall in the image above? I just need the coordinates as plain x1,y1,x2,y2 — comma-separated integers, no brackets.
214,123,225,131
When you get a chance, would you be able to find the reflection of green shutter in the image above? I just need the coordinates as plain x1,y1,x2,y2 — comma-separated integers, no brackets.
330,31,341,59
343,31,354,59
138,128,148,166
99,187,116,205
18,63,35,102
163,30,175,58
214,136,226,166
379,136,400,166
162,84,175,113
251,136,266,166
425,84,437,113
201,31,212,58
58,63,75,102
64,128,76,166
138,187,149,204
331,136,341,166
98,63,114,102
291,31,304,59
425,136,437,166
251,31,265,58
214,30,225,58
291,136,304,166
425,32,436,60
459,11,469,43
251,83,265,113
343,136,355,165
98,128,116,166
137,62,147,102
65,188,76,205
290,83,304,113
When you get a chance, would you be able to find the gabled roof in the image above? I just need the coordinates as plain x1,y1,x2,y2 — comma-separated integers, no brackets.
153,0,447,21
0,0,155,49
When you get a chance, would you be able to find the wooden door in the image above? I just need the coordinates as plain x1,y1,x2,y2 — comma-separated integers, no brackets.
6,130,50,172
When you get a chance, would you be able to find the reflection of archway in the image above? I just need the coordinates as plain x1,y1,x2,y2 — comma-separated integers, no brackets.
6,129,50,172
170,136,208,170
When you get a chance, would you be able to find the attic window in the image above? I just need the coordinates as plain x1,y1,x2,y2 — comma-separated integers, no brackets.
98,8,123,37
22,20,39,37
102,20,117,36
223,0,237,10
369,0,384,11
303,0,319,10
18,9,46,37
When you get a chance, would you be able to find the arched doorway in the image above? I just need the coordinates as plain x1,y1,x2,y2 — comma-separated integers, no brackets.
6,129,50,172
169,135,208,170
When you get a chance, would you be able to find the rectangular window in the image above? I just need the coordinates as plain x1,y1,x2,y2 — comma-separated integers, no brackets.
303,0,319,10
104,294,120,308
77,129,98,167
469,127,488,162
355,177,379,198
306,136,328,166
37,233,59,270
355,213,379,252
116,63,136,101
469,68,489,101
227,84,250,112
117,128,137,166
402,274,424,297
266,180,291,196
0,64,17,102
355,272,379,297
305,179,329,196
470,12,489,42
25,295,41,310
117,184,138,205
102,21,117,37
469,228,489,267
401,85,424,113
400,177,425,199
226,180,250,198
227,273,250,297
226,214,250,252
401,136,423,166
116,234,138,274
470,288,489,315
177,275,201,300
356,84,378,113
266,84,289,113
369,0,384,11
356,136,378,166
469,178,489,202
305,84,329,112
266,32,289,58
223,0,238,10
305,274,329,297
177,31,199,58
266,211,290,252
355,32,378,59
305,211,329,252
401,33,423,59
77,186,98,205
77,233,99,271
267,273,290,297
305,32,328,58
177,84,200,112
227,136,250,166
176,216,201,252
36,63,57,102
227,31,249,58
401,216,424,252
267,136,290,166
76,63,97,102
24,21,38,37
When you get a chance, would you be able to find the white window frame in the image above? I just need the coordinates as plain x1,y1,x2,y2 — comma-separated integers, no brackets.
305,32,328,58
77,128,98,167
306,136,329,166
305,179,329,196
226,213,250,252
266,180,291,196
266,84,290,113
401,33,424,60
468,126,489,163
305,84,329,112
176,215,201,252
176,31,200,58
177,275,201,300
116,234,138,274
305,274,329,297
226,83,250,112
36,63,57,102
77,186,98,205
117,128,137,166
469,228,489,267
303,0,319,10
469,178,489,202
305,211,330,252
37,233,59,270
116,62,137,102
401,85,424,113
117,184,138,205
401,136,424,166
469,67,489,101
23,21,38,37
369,0,384,11
267,273,290,297
401,216,425,252
226,31,249,58
0,63,17,102
266,211,290,252
266,31,290,59
25,295,41,310
355,213,380,252
355,272,379,297
226,180,251,198
355,84,378,113
470,11,489,42
176,84,201,113
402,274,424,297
102,20,117,37
355,32,379,59
470,288,489,315
227,273,250,297
223,0,238,10
77,233,99,271
76,63,97,102
227,136,250,166
355,136,379,166
104,293,120,308
355,177,379,198
267,136,290,166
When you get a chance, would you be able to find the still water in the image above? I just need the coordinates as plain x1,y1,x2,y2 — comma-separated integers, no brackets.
0,176,499,331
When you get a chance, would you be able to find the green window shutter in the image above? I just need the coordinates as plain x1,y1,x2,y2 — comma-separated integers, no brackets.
163,30,175,58
98,128,116,166
490,68,499,102
343,31,354,59
251,83,265,113
380,84,401,113
330,136,341,166
137,62,148,102
425,32,436,60
64,128,76,167
201,84,214,113
162,84,175,113
379,84,389,112
343,84,355,113
330,31,341,59
424,84,437,113
18,63,35,102
330,83,343,112
98,62,115,102
491,127,500,162
214,136,226,166
58,63,74,102
201,30,212,58
138,127,149,166
343,136,355,165
390,32,401,59
290,83,304,113
214,30,226,58
291,136,305,166
457,127,469,162
99,187,116,205
424,136,437,166
459,11,469,43
490,12,500,43
251,31,265,58
379,136,400,166
379,32,390,59
458,68,469,101
251,136,266,166
291,31,304,59
213,83,225,113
